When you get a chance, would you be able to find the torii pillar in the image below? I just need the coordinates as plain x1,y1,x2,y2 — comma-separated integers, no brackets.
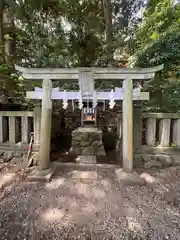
38,78,52,170
29,78,53,181
123,78,133,173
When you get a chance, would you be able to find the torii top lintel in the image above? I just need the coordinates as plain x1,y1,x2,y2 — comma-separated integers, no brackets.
15,64,164,80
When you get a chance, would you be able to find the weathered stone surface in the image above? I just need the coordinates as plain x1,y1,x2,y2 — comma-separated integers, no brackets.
141,154,152,163
92,141,106,156
144,160,163,169
69,146,80,155
72,128,101,143
71,127,106,156
133,154,143,167
97,146,106,156
3,151,14,162
11,157,22,165
27,167,54,182
172,155,180,166
82,146,94,155
156,155,172,167
138,154,180,168
14,152,23,158
115,169,145,186
31,152,39,165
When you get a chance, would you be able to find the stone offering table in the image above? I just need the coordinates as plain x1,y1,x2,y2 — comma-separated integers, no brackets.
70,127,106,156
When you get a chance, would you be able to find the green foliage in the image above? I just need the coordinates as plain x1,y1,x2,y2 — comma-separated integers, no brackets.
131,0,180,112
2,0,180,113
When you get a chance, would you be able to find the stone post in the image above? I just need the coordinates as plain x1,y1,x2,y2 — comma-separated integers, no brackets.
39,78,52,170
159,119,171,147
173,119,180,147
146,118,156,146
116,113,122,152
0,116,4,143
0,116,8,143
133,104,142,151
33,104,41,146
21,116,31,144
123,79,133,173
9,116,19,143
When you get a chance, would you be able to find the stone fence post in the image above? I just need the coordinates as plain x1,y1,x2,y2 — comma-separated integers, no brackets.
133,104,142,151
116,104,142,153
33,104,41,146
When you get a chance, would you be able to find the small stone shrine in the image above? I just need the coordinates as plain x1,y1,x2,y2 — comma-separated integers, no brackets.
71,127,106,156
70,70,106,158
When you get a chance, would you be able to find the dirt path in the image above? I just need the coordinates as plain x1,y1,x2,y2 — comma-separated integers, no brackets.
0,163,180,239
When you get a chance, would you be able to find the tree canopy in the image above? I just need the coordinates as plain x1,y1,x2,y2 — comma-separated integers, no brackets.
0,0,180,111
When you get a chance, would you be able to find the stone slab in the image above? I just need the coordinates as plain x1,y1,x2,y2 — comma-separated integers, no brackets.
27,167,55,182
53,161,118,169
115,169,145,186
144,160,163,169
75,155,97,164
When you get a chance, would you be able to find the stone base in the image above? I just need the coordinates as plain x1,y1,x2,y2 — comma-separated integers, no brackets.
75,155,97,164
27,167,54,182
133,153,177,168
71,127,106,156
115,169,145,186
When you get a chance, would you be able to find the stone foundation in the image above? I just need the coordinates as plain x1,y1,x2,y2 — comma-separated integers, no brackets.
134,153,180,168
70,127,106,156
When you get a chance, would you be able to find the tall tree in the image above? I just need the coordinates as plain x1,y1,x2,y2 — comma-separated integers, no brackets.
102,0,114,65
131,0,180,111
0,0,4,60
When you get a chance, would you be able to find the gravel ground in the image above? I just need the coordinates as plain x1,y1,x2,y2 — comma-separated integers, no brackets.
0,163,180,239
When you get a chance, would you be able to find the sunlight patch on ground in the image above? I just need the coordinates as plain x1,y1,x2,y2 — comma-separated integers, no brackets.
140,173,157,184
45,178,65,190
41,208,66,222
74,182,92,198
72,170,97,180
127,217,142,233
100,179,111,189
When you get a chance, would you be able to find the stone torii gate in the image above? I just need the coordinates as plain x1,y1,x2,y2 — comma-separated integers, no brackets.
15,64,163,179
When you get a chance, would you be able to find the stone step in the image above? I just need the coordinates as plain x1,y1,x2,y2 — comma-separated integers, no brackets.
75,155,97,164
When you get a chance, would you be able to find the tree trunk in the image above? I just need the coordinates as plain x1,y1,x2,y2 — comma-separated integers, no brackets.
0,0,4,58
4,7,16,62
102,0,114,65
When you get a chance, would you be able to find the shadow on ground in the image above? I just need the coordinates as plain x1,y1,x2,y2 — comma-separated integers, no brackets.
0,163,180,239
